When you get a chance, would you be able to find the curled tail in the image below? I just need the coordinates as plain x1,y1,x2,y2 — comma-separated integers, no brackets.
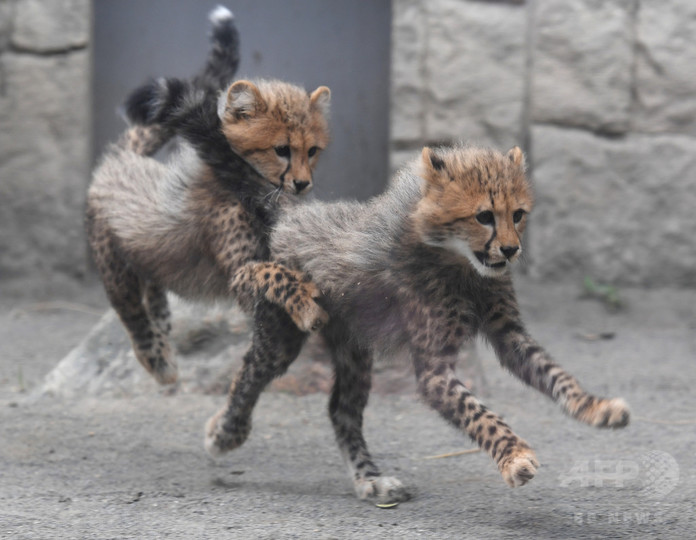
120,5,240,156
123,78,191,127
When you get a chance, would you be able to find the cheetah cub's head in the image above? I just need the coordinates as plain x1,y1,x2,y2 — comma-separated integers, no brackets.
413,145,533,278
218,79,330,195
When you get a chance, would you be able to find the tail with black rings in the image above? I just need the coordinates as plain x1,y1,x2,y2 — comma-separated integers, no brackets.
120,5,240,156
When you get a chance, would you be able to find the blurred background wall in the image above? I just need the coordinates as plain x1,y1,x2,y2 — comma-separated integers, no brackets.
392,0,696,287
1,0,695,296
0,0,90,295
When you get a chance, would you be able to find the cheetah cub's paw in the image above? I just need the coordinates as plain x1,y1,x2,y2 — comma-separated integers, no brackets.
499,447,539,488
134,342,178,385
578,397,631,429
354,476,412,504
286,281,329,333
204,408,250,457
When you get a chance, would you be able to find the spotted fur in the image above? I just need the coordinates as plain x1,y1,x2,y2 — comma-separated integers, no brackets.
86,12,331,384
194,143,629,502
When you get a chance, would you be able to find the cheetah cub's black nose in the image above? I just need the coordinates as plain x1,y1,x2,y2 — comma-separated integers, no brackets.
293,180,310,193
501,246,519,259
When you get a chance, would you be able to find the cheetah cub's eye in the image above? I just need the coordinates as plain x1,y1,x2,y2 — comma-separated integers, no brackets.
513,209,526,224
476,211,495,226
274,146,291,158
308,146,319,158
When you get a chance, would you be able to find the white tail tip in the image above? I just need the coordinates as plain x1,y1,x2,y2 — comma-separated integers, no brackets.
209,5,233,24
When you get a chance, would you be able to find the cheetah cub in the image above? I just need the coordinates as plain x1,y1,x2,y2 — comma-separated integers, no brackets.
87,76,331,385
200,144,630,503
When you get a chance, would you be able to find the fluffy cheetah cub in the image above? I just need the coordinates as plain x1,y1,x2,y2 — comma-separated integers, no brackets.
86,77,331,385
203,144,630,503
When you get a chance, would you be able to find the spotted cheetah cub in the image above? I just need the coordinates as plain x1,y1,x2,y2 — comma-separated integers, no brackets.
86,75,331,385
200,144,630,503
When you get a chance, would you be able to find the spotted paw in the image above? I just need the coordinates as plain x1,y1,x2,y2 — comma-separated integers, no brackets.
581,397,631,428
152,361,178,385
499,447,539,488
134,341,178,385
286,282,329,332
354,476,412,503
204,408,250,457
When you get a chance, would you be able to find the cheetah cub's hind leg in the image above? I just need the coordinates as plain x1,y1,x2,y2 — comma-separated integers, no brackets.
140,282,176,384
326,341,412,504
109,278,178,385
88,218,178,384
205,301,307,455
113,275,177,385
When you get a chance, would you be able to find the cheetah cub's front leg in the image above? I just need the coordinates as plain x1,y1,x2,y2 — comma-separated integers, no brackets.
498,444,540,488
416,358,540,488
564,395,630,429
230,262,329,332
285,279,328,333
207,206,328,333
483,306,631,431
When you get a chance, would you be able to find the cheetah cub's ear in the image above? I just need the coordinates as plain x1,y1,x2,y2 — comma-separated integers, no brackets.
506,146,526,170
219,80,267,121
420,147,449,191
309,86,331,117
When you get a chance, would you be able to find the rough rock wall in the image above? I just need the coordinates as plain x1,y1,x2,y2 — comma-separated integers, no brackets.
0,0,90,293
392,0,696,287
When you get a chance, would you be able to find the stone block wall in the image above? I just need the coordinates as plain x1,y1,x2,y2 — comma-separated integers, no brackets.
392,0,696,287
391,0,528,166
0,0,90,294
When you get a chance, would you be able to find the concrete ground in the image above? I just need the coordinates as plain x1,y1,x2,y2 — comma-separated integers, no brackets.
0,276,694,539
